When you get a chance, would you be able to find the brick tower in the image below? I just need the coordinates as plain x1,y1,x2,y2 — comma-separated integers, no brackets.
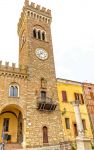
18,0,64,148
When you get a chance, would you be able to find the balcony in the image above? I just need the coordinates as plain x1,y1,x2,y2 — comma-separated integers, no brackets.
37,97,57,111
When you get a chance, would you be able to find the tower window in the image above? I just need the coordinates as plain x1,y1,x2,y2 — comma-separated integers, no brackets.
38,30,41,40
43,126,48,143
33,29,37,38
9,84,19,97
3,118,9,132
42,32,45,41
33,27,46,41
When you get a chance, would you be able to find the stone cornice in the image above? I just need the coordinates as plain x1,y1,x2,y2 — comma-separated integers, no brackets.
0,62,28,79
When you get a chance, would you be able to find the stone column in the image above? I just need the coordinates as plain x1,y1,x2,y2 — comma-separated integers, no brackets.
72,101,85,137
72,100,92,150
22,118,26,149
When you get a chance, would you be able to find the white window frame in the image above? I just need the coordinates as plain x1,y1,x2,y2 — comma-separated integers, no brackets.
9,84,19,97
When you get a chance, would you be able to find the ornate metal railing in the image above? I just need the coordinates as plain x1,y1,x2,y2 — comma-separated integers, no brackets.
37,97,57,111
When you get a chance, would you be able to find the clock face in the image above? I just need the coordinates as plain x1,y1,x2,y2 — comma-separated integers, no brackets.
35,48,48,60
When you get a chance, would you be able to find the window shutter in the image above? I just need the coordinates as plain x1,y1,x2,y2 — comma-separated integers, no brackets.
62,91,67,102
74,93,79,100
80,94,84,104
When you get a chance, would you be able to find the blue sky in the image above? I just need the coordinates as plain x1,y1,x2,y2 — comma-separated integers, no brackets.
0,0,94,83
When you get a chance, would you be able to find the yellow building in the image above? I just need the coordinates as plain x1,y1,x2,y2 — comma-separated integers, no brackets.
57,78,93,141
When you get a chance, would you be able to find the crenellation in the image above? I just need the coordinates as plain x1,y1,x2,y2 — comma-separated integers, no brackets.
18,2,51,32
47,9,51,15
41,7,46,12
5,61,9,68
30,2,35,9
0,61,28,77
29,2,51,18
36,4,40,10
24,0,29,6
12,63,16,68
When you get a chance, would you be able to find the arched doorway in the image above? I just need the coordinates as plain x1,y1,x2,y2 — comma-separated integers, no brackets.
0,105,24,144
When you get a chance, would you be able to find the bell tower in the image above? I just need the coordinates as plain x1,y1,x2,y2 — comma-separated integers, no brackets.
18,0,64,148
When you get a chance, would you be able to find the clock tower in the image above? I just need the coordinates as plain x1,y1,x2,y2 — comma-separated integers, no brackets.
18,0,64,148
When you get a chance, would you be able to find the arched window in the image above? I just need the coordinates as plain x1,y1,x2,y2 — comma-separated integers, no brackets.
38,30,41,40
42,32,45,41
43,126,48,143
33,29,37,38
33,27,46,41
9,84,19,97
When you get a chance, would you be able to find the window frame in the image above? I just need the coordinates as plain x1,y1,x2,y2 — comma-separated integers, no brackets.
65,118,70,129
33,28,37,38
74,93,84,104
9,84,19,97
41,91,46,101
32,27,47,41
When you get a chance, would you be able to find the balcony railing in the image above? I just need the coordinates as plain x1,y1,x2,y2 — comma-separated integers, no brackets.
37,97,57,111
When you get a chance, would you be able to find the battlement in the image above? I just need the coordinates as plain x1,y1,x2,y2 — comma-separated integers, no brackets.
0,61,28,79
29,2,51,17
18,2,52,35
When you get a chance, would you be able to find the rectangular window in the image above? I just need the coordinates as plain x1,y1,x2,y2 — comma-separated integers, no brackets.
65,118,70,129
62,91,67,102
74,93,84,104
74,93,79,100
41,91,46,100
80,94,84,104
3,118,9,132
82,119,86,130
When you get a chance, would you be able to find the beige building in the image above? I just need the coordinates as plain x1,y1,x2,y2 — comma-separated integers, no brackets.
0,0,64,149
